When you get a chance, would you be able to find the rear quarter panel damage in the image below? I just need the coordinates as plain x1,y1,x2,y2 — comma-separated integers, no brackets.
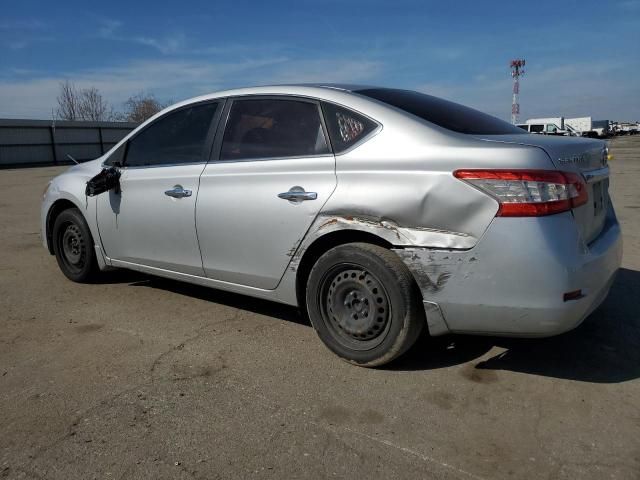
283,117,564,318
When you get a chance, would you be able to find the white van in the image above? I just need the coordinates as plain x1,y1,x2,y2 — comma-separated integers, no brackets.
516,123,568,135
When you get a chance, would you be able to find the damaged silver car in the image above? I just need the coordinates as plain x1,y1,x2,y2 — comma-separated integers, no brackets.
41,85,622,366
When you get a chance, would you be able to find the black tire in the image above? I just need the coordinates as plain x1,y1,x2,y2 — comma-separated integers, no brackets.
52,208,99,283
306,242,424,367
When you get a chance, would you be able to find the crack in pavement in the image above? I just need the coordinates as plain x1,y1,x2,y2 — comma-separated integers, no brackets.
312,421,487,480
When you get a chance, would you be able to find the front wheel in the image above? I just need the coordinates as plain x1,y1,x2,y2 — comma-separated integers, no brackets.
306,243,424,367
52,208,99,283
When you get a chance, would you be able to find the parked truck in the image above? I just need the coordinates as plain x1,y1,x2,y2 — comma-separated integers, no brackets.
519,117,572,135
613,122,640,135
565,117,610,138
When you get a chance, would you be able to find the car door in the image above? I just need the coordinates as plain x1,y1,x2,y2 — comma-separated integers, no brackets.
96,100,222,275
196,96,337,289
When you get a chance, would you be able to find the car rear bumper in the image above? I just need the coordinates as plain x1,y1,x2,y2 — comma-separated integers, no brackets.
395,205,622,337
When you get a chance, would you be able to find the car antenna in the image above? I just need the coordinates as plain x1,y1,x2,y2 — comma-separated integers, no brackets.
66,154,80,165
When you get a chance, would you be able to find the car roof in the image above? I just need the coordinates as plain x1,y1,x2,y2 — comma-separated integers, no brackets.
207,83,377,95
157,84,388,121
169,84,401,108
128,84,391,137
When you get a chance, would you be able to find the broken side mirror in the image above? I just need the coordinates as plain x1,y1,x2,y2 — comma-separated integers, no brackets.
86,167,121,197
86,142,125,196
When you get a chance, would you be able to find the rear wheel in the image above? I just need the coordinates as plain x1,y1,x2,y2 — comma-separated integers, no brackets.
306,243,424,367
52,208,99,282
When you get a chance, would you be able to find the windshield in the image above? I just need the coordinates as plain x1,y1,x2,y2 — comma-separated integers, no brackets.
356,88,526,135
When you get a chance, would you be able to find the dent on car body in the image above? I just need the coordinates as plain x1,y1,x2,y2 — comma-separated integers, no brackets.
317,213,476,248
285,213,476,338
392,247,482,336
287,212,478,276
392,248,476,294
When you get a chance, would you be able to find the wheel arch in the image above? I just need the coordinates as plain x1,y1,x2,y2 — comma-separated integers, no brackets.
294,229,394,311
45,198,82,254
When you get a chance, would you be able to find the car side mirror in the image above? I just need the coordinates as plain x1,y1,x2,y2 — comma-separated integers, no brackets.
86,167,121,196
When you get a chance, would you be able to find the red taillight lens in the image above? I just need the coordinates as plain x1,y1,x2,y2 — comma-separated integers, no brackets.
453,169,588,217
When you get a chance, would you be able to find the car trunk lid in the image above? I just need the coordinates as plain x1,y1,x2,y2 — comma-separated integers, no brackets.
472,134,609,244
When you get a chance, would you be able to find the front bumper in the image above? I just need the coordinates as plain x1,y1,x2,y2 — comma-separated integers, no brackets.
395,205,622,337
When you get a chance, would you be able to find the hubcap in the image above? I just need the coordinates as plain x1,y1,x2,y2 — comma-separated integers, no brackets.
62,224,83,266
321,266,391,349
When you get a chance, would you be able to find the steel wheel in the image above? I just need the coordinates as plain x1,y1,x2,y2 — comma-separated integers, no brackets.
60,223,86,273
306,242,425,367
320,265,392,350
52,208,98,283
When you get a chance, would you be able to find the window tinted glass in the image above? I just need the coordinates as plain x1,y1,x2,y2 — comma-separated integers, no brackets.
125,102,218,167
104,142,126,166
516,124,529,131
321,102,378,154
220,99,329,160
357,88,525,135
530,124,544,133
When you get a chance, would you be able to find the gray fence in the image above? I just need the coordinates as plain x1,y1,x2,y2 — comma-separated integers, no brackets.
0,119,138,168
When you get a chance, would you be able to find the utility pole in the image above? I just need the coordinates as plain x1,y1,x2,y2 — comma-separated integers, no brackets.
510,59,525,124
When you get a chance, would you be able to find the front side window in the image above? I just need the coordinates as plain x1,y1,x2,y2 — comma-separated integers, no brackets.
220,98,329,161
125,102,219,167
104,142,126,166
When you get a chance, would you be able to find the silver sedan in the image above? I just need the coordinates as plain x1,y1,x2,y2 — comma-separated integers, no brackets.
41,85,622,366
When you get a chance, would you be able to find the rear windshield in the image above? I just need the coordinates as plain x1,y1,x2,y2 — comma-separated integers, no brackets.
356,88,526,135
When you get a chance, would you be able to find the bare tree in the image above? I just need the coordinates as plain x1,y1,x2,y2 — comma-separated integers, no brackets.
56,80,81,120
56,81,113,121
78,87,110,121
56,83,167,123
120,93,165,122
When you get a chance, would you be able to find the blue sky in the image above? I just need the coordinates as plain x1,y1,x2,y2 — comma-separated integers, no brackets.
1,0,638,121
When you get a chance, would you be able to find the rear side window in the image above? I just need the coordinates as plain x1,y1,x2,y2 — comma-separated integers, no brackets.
321,102,378,154
530,124,544,133
357,88,525,135
125,102,219,167
220,99,329,161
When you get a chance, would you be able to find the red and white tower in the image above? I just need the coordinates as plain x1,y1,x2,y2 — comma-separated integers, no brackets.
510,58,525,124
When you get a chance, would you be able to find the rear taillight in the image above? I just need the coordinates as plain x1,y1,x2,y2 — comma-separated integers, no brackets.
453,169,588,217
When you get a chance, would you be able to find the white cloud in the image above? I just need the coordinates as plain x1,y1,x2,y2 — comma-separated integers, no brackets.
417,60,640,122
7,40,28,50
96,19,122,38
0,57,382,119
132,34,188,55
0,18,54,50
265,59,382,84
3,35,55,50
95,18,189,55
619,0,640,9
0,19,46,31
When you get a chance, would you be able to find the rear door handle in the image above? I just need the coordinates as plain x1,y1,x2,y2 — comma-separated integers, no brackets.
278,186,317,203
164,185,192,198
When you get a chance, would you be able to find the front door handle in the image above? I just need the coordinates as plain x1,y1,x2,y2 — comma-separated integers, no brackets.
164,185,192,198
278,186,318,203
